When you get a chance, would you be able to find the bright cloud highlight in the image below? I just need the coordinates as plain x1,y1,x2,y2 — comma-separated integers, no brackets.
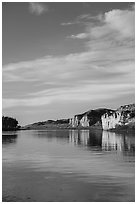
29,3,49,15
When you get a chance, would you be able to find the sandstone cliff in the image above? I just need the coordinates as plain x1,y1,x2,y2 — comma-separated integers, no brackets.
69,108,114,128
69,103,135,131
101,104,135,130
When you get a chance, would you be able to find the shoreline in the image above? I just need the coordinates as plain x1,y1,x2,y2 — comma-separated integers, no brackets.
2,123,135,134
19,125,135,134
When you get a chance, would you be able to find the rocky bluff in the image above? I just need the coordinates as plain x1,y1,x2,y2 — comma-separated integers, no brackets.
69,104,135,131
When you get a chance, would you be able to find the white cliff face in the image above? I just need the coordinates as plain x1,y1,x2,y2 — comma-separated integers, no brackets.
69,104,135,130
70,110,114,128
101,111,121,130
101,104,135,130
69,118,76,127
80,115,89,127
69,116,81,127
69,118,73,126
69,115,90,127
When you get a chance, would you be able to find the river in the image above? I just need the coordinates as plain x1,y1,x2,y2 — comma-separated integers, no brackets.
2,129,135,202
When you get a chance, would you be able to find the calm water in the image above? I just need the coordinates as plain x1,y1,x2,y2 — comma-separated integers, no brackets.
2,129,135,202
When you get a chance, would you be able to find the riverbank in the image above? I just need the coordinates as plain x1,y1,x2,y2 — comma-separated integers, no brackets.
21,123,135,134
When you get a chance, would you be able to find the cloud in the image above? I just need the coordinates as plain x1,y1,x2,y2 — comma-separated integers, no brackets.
3,7,134,111
61,22,74,26
29,3,49,15
3,49,134,109
66,6,134,44
68,33,88,39
105,9,134,39
61,13,103,26
90,8,134,41
3,82,134,109
78,13,103,21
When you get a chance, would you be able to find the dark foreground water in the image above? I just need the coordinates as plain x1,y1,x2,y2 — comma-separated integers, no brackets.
2,129,135,202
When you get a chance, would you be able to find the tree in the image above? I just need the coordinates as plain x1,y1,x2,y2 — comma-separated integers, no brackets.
2,116,19,131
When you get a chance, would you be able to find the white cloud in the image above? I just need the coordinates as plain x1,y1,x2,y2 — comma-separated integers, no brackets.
61,22,74,26
68,33,88,39
69,7,134,45
3,83,134,109
78,13,103,21
3,7,135,112
61,13,103,26
105,9,135,39
3,46,134,109
91,8,134,41
29,3,49,15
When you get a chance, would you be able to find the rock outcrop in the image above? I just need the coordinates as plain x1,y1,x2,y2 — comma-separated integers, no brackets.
69,114,84,127
101,104,135,130
69,104,135,131
69,108,114,128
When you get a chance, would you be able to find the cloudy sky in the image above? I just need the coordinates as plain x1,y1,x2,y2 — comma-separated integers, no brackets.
3,2,135,125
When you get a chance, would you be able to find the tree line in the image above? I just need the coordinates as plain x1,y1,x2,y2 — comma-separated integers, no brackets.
2,116,20,131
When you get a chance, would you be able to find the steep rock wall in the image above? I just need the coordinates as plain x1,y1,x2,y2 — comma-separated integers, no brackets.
69,115,83,127
69,108,114,128
80,115,90,127
69,104,135,130
101,104,135,130
101,111,121,130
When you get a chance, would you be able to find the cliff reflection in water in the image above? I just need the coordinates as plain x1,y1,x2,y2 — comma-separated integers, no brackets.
69,130,102,148
102,131,135,153
69,130,135,154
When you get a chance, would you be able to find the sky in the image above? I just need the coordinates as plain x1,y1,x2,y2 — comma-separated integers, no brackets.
2,2,135,125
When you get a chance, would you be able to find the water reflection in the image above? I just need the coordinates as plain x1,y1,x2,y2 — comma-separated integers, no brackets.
2,134,18,145
2,129,135,202
69,130,102,148
102,131,135,154
33,130,70,143
102,131,123,151
69,129,135,154
124,135,135,153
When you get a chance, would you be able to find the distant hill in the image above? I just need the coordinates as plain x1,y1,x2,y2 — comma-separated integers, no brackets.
22,119,70,130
